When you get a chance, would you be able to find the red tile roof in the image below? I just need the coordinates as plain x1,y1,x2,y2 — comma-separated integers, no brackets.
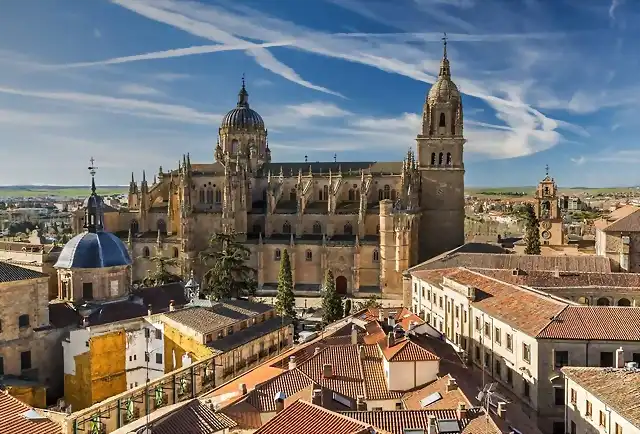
537,306,640,340
0,391,62,434
379,338,440,362
360,344,404,401
150,399,237,434
401,374,471,410
247,368,315,412
254,400,373,434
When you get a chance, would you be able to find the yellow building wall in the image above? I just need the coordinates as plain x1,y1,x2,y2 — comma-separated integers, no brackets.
89,330,127,405
7,385,47,408
64,351,92,411
163,324,214,373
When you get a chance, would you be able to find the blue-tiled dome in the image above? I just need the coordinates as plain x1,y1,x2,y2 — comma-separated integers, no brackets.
55,231,132,269
220,80,265,130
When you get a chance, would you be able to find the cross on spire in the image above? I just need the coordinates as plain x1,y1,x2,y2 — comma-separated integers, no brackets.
242,73,246,89
88,157,97,194
545,164,550,177
442,32,448,59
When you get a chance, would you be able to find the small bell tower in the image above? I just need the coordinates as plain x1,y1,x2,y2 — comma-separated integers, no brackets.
535,165,564,245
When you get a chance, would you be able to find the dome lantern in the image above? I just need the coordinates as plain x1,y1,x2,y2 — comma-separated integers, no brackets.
220,77,265,131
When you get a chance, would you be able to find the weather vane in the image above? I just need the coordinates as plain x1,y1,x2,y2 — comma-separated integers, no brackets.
242,72,246,88
88,157,97,177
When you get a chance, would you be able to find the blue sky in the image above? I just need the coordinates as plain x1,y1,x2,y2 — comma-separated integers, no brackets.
0,0,638,187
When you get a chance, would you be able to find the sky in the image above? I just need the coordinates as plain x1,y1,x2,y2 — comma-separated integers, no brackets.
0,0,638,188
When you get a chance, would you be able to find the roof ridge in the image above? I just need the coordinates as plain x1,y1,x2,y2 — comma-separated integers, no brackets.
536,304,571,338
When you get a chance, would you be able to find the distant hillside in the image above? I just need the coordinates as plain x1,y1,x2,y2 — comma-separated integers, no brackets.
0,185,127,199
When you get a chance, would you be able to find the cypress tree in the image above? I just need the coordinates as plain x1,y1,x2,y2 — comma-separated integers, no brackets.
321,270,344,325
524,203,541,255
275,249,296,318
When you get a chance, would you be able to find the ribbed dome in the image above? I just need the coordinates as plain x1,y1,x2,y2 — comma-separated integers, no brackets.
55,231,132,269
220,79,265,130
427,77,460,103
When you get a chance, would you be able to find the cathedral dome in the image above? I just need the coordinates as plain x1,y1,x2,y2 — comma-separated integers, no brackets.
54,231,132,269
427,38,460,104
220,79,265,130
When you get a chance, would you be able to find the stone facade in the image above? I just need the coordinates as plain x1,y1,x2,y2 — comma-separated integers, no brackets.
535,173,565,246
72,42,466,299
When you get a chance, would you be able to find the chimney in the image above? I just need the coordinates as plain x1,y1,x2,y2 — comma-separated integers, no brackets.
616,347,625,368
314,347,321,355
446,378,458,392
239,383,247,395
147,304,153,317
323,363,333,378
288,356,297,370
274,392,286,413
356,395,367,411
387,331,395,348
456,402,467,420
81,316,89,328
169,300,175,312
359,345,365,360
378,309,384,322
387,314,396,327
497,402,507,419
351,324,358,345
311,388,322,406
427,415,437,434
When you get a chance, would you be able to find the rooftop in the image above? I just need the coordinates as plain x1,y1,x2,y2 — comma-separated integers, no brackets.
562,367,640,428
163,300,272,334
537,306,640,340
0,260,47,283
0,390,62,434
473,268,640,290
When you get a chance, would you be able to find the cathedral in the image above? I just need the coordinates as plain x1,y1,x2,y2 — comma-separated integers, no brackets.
73,40,466,298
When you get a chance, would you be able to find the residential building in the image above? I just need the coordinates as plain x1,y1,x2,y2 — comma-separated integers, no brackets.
595,205,640,272
409,266,640,434
563,363,640,434
0,390,62,434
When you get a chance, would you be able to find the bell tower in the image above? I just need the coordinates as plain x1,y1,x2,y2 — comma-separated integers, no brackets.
416,34,465,261
535,165,564,245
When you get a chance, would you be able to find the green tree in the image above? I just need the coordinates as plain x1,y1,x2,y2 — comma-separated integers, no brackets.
321,270,343,325
524,203,541,255
200,231,257,300
145,255,181,287
354,294,383,311
275,249,296,318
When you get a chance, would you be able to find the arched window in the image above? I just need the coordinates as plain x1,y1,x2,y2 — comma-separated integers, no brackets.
344,222,353,235
376,224,380,235
215,189,222,203
348,189,355,201
373,249,379,262
596,297,610,306
157,219,166,233
577,296,589,305
142,247,150,258
383,185,390,200
431,153,436,165
231,139,239,153
391,189,397,201
252,224,262,234
378,189,383,201
439,113,446,127
438,152,444,165
283,221,292,234
199,190,205,203
355,190,361,202
618,298,631,307
446,152,452,166
290,188,296,201
313,221,322,234
274,249,281,261
172,247,179,258
206,189,214,204
130,220,139,234
305,250,313,261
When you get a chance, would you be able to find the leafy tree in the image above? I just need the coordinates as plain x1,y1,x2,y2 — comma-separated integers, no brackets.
343,298,352,317
144,255,181,287
354,294,383,311
524,203,541,255
321,270,343,325
275,249,296,318
200,231,257,300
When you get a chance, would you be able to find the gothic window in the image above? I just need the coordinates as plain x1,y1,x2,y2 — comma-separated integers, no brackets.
130,220,139,234
290,188,296,201
305,250,313,261
344,222,353,235
431,153,436,165
142,247,150,258
206,189,214,204
348,189,355,201
215,189,222,204
199,190,205,203
446,152,452,166
376,224,380,235
157,219,166,233
439,112,446,127
355,190,361,201
283,221,292,234
438,152,444,165
252,224,262,234
383,185,391,200
391,189,397,201
373,249,379,262
378,189,383,201
274,249,281,261
313,221,322,234
172,247,179,258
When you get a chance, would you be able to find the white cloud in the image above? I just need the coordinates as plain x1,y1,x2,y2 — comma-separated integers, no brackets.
609,0,625,22
153,72,191,82
570,156,586,165
0,109,79,127
118,83,163,96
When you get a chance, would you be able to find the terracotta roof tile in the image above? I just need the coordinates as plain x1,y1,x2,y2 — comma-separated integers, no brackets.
162,306,243,334
360,344,404,400
379,338,440,362
150,399,237,434
255,400,373,434
599,206,640,232
402,375,471,410
0,391,62,434
473,268,640,290
537,306,640,340
247,368,315,412
562,367,640,428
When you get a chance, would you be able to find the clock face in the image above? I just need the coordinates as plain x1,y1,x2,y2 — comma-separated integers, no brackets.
542,220,552,230
542,230,551,240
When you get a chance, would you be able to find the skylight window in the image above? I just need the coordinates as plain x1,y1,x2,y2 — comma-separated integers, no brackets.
419,392,442,408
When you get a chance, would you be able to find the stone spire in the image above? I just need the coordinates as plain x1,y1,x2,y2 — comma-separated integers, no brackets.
438,33,451,78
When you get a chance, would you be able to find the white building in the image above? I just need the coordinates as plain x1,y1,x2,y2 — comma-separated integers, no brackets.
124,320,165,389
563,361,640,434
